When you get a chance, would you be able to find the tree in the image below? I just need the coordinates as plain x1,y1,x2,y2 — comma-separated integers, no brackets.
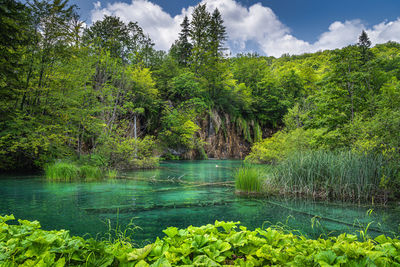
83,16,130,59
189,4,211,73
19,0,79,112
0,0,30,117
358,30,372,63
83,16,154,62
209,8,227,58
173,16,192,66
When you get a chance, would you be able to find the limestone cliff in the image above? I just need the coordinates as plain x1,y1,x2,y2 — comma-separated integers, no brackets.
182,110,274,160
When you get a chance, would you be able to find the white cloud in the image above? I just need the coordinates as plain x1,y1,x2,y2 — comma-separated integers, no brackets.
91,0,184,51
90,0,400,57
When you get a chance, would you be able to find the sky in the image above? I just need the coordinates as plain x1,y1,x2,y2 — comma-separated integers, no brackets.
70,0,400,57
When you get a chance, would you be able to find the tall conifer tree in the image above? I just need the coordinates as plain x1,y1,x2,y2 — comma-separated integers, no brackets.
189,4,210,73
357,30,372,63
209,8,227,59
173,16,193,67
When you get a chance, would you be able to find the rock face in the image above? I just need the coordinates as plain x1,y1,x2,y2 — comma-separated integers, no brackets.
201,115,250,159
180,110,277,160
183,111,252,160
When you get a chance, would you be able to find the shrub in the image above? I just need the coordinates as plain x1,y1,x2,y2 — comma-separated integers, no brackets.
96,135,160,170
245,128,315,164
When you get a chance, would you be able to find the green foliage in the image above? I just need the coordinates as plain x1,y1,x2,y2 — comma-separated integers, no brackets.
159,103,202,151
45,161,105,181
169,71,203,102
2,215,400,266
79,165,103,180
234,166,262,193
96,135,160,170
83,15,154,62
107,169,118,179
235,116,252,143
1,0,400,176
44,161,80,181
350,77,400,159
246,128,315,164
272,150,399,202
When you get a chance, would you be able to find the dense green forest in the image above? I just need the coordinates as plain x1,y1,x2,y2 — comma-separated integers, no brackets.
1,0,400,192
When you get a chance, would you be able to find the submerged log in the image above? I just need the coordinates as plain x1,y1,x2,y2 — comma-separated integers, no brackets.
263,200,385,234
83,199,235,214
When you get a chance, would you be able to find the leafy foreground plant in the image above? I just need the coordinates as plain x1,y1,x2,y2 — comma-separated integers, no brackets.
2,215,400,266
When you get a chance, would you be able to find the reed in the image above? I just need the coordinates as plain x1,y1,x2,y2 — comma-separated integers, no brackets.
45,161,80,181
79,165,103,179
107,169,118,179
45,161,104,180
234,165,262,193
272,150,397,201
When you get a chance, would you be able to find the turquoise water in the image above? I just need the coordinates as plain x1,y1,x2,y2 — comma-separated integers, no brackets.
1,160,400,244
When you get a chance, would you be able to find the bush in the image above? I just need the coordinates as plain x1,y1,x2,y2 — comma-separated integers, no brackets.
245,128,315,164
96,135,160,170
2,215,400,266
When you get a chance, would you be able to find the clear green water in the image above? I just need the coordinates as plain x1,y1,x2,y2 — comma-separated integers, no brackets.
1,160,400,244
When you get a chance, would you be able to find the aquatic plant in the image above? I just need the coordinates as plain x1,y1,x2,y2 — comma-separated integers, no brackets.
2,214,400,266
272,150,398,202
79,165,103,179
44,161,80,181
234,165,262,193
107,169,118,179
45,161,106,180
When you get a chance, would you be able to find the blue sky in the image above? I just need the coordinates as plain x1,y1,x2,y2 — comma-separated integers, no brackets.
71,0,400,56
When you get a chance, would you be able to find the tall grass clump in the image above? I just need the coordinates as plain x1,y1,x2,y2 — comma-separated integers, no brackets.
273,150,398,202
107,169,118,179
45,161,106,180
79,165,103,180
235,166,262,193
45,161,80,181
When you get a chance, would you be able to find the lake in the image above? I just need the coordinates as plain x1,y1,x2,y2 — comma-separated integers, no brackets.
1,160,399,244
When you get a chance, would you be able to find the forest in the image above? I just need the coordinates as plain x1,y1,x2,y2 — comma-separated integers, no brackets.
1,0,400,199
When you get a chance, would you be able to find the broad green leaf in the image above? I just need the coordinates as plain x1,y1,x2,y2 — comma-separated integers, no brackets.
163,227,178,238
192,255,218,266
315,250,337,265
192,235,209,249
150,256,171,267
127,244,154,261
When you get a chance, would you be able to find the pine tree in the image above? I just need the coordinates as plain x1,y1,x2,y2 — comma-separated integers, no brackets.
209,8,227,59
189,4,210,49
358,30,371,48
189,4,211,73
176,16,192,66
357,30,372,63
